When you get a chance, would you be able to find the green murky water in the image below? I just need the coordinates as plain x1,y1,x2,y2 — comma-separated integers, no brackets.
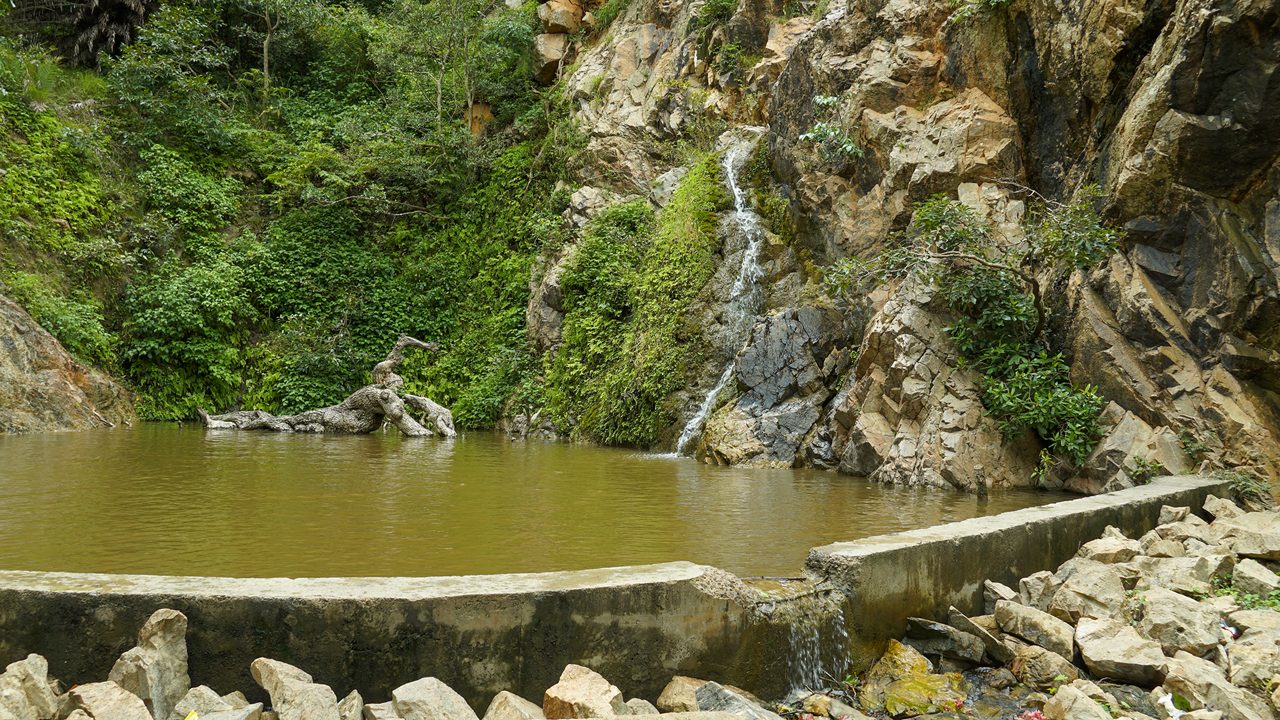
0,425,1070,578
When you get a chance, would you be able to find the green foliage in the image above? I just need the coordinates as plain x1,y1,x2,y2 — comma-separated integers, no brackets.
697,0,738,27
1207,576,1280,611
1213,469,1273,508
121,253,254,419
1125,455,1165,484
593,0,631,31
546,156,729,446
1179,429,1211,463
0,0,577,426
799,95,861,167
136,144,242,239
2,272,117,367
1027,185,1122,269
826,193,1120,476
980,349,1106,466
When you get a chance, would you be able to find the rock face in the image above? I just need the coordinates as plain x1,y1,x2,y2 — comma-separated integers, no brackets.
823,280,1040,489
522,0,1280,490
0,293,134,432
699,306,851,467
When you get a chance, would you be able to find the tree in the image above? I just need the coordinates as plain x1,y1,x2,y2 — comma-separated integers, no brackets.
3,0,158,65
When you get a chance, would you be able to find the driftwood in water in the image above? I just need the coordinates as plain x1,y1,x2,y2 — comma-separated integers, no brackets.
199,336,457,437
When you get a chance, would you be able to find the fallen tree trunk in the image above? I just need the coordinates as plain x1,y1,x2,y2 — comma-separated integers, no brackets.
198,336,457,437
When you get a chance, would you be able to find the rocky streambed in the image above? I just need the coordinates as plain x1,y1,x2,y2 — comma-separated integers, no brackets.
4,494,1280,720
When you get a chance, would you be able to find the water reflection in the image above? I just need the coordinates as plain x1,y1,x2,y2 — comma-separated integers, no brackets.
0,425,1072,578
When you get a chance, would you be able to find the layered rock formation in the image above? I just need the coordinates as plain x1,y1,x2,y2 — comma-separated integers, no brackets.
0,293,134,433
526,0,1280,492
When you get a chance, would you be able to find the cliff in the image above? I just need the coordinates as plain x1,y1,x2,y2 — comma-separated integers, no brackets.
527,0,1280,492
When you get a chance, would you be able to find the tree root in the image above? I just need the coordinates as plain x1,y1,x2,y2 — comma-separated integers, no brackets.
198,336,456,437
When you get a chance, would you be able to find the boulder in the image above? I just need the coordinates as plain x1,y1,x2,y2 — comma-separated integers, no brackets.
1163,651,1274,720
995,600,1074,658
0,293,135,432
1047,561,1127,623
858,640,932,711
363,702,399,720
537,0,583,34
796,693,866,720
1075,618,1166,686
1227,629,1280,691
626,700,659,715
657,678,704,714
69,682,153,720
534,34,570,85
172,685,234,719
1134,586,1220,656
109,608,190,720
1228,609,1280,634
339,691,363,720
1044,685,1111,720
394,678,478,720
700,307,849,468
1019,571,1060,611
0,654,58,720
1215,513,1280,560
544,666,628,719
983,580,1017,614
881,673,966,718
947,607,1015,664
250,658,340,720
1234,559,1280,597
485,691,545,720
903,618,985,663
1159,506,1192,524
1010,645,1078,689
1129,554,1235,595
1078,533,1142,564
693,683,782,720
1203,495,1244,520
202,707,264,720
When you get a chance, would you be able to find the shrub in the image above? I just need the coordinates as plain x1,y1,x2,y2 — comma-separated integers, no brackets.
697,0,738,27
121,254,254,419
3,272,117,367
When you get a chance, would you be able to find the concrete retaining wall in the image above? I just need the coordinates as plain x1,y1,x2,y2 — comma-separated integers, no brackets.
0,475,1232,707
806,475,1232,667
0,563,779,709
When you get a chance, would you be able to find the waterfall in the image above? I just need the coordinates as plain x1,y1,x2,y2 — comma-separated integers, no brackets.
674,132,768,455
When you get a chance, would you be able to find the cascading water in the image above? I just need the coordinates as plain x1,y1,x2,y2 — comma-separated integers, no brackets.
674,131,768,455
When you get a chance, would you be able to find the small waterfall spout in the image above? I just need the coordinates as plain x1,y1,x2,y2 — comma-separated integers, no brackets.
674,131,768,455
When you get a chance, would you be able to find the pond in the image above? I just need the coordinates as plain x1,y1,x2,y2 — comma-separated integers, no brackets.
0,425,1072,578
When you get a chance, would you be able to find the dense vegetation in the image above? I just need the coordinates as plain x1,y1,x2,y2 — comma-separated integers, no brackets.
545,155,730,446
0,0,579,425
827,190,1121,478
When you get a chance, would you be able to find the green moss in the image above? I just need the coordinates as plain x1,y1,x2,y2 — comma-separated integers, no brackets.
546,154,729,446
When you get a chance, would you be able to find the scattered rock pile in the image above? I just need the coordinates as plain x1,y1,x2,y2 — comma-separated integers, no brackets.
863,495,1280,719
